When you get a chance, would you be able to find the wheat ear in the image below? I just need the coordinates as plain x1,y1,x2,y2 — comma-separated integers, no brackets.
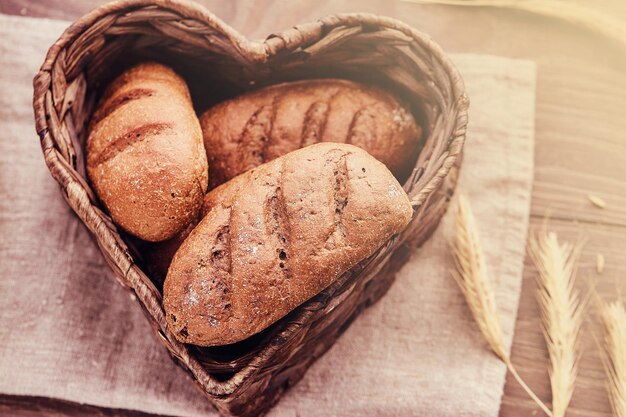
528,231,585,417
400,0,626,48
598,299,626,417
451,194,552,416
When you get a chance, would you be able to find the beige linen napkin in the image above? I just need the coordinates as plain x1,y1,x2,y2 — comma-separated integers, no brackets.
0,13,536,417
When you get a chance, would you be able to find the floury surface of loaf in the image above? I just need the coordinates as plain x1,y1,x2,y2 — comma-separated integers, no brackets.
87,62,208,242
200,79,422,188
164,143,413,346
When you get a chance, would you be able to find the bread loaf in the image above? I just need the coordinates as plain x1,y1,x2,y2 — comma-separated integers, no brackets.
199,79,422,188
135,220,198,286
164,143,413,346
87,62,208,241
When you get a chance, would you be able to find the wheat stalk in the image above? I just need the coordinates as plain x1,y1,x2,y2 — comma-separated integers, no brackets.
598,299,626,417
451,194,552,416
400,0,626,49
528,231,585,417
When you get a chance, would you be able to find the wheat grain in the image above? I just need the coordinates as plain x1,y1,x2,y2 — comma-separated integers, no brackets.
528,231,585,417
597,254,605,274
588,195,607,209
451,194,552,416
598,299,626,417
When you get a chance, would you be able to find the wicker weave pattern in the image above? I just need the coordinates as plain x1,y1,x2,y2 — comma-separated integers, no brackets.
32,1,468,415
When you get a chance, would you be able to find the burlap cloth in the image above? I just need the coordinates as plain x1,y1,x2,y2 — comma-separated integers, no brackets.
0,13,536,417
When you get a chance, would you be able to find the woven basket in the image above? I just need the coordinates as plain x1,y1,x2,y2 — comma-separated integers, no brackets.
32,1,468,415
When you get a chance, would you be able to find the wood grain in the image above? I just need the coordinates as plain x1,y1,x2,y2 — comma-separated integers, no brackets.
1,0,624,416
0,395,174,417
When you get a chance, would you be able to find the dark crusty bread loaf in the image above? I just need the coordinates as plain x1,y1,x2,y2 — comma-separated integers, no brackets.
87,62,208,242
163,143,413,346
199,79,422,189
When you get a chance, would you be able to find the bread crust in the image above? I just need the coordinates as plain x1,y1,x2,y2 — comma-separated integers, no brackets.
87,62,208,242
199,79,422,188
164,143,413,346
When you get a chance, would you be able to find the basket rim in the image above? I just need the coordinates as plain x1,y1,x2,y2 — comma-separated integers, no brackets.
32,0,469,398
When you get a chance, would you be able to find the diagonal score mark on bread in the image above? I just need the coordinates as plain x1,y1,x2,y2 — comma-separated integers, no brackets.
89,122,172,166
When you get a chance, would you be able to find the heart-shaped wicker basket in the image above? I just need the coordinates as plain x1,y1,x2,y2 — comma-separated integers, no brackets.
32,1,468,415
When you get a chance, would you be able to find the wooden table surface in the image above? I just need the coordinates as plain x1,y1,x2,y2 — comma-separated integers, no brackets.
2,0,624,416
